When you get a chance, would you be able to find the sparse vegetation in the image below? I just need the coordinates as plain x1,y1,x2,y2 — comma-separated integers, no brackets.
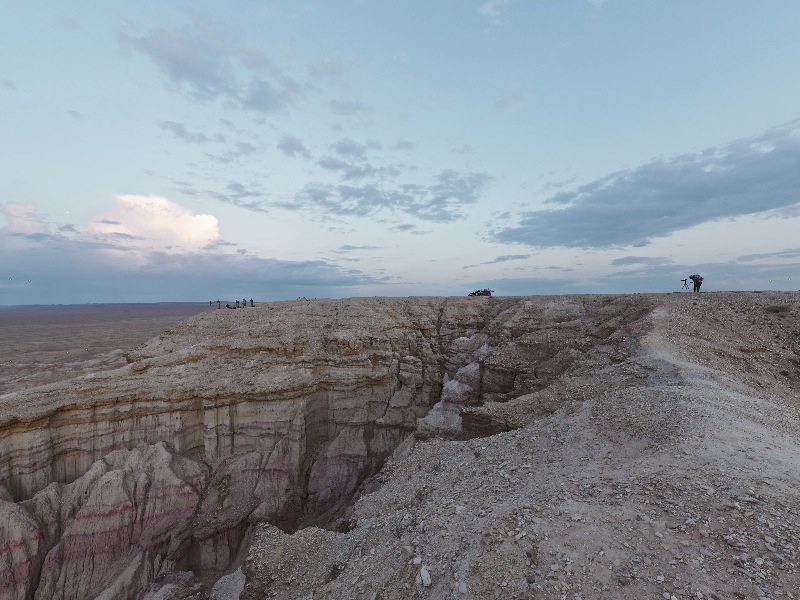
765,304,791,314
325,563,342,583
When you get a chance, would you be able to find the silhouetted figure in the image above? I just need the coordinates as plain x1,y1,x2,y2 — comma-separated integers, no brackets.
468,289,494,297
680,278,689,290
243,298,247,307
689,274,704,292
235,299,240,307
217,300,221,309
250,299,254,307
226,303,235,309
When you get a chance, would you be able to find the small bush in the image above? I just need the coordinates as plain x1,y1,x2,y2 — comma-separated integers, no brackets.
765,305,790,314
326,563,342,583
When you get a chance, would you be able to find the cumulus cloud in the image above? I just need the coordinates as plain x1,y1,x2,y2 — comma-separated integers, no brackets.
120,19,304,113
83,195,219,253
0,198,381,304
494,122,800,249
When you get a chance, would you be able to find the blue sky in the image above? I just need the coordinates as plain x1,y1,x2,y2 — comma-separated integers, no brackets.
2,1,799,304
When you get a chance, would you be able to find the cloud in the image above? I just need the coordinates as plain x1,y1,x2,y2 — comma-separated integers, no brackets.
211,141,259,164
332,245,381,254
493,122,800,249
479,0,517,22
205,182,269,213
611,256,674,267
277,135,312,159
241,76,303,112
328,100,371,117
462,254,530,269
736,248,800,263
2,79,17,90
0,199,381,304
84,195,219,254
316,157,397,181
392,140,416,152
120,19,304,113
492,254,530,263
1,202,50,235
306,57,350,84
315,139,397,180
493,88,526,110
287,169,493,223
66,110,86,120
157,120,213,144
332,139,371,158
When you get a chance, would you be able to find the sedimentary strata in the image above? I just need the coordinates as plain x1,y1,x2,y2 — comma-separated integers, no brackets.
2,293,798,599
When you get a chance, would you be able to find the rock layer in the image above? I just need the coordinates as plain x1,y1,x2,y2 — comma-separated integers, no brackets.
0,295,659,599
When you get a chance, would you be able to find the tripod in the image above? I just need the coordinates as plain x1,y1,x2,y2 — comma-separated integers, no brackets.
681,278,689,290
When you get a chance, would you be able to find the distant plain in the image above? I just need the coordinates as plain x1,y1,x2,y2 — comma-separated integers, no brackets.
0,303,209,395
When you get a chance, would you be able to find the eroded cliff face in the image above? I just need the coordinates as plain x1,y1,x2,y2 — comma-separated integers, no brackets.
0,295,654,600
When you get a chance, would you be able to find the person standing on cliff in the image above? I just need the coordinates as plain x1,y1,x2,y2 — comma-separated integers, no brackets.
689,274,704,292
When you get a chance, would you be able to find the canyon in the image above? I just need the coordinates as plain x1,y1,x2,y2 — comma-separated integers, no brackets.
0,293,798,599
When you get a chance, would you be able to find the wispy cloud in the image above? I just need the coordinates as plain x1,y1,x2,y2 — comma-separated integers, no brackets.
201,181,270,213
493,122,800,249
493,88,526,110
157,120,213,144
462,254,530,269
306,57,350,85
286,169,493,223
332,244,381,254
479,0,517,23
1,202,50,235
120,18,304,113
328,100,372,117
737,247,800,262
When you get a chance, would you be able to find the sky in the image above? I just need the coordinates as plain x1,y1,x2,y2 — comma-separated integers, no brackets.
2,1,800,304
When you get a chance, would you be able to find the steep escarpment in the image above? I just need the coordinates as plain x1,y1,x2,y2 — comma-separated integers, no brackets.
0,295,662,599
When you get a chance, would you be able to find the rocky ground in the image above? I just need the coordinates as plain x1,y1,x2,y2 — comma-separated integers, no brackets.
1,293,798,600
242,292,800,600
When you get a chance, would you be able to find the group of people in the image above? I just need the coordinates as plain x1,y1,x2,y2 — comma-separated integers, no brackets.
210,299,254,309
